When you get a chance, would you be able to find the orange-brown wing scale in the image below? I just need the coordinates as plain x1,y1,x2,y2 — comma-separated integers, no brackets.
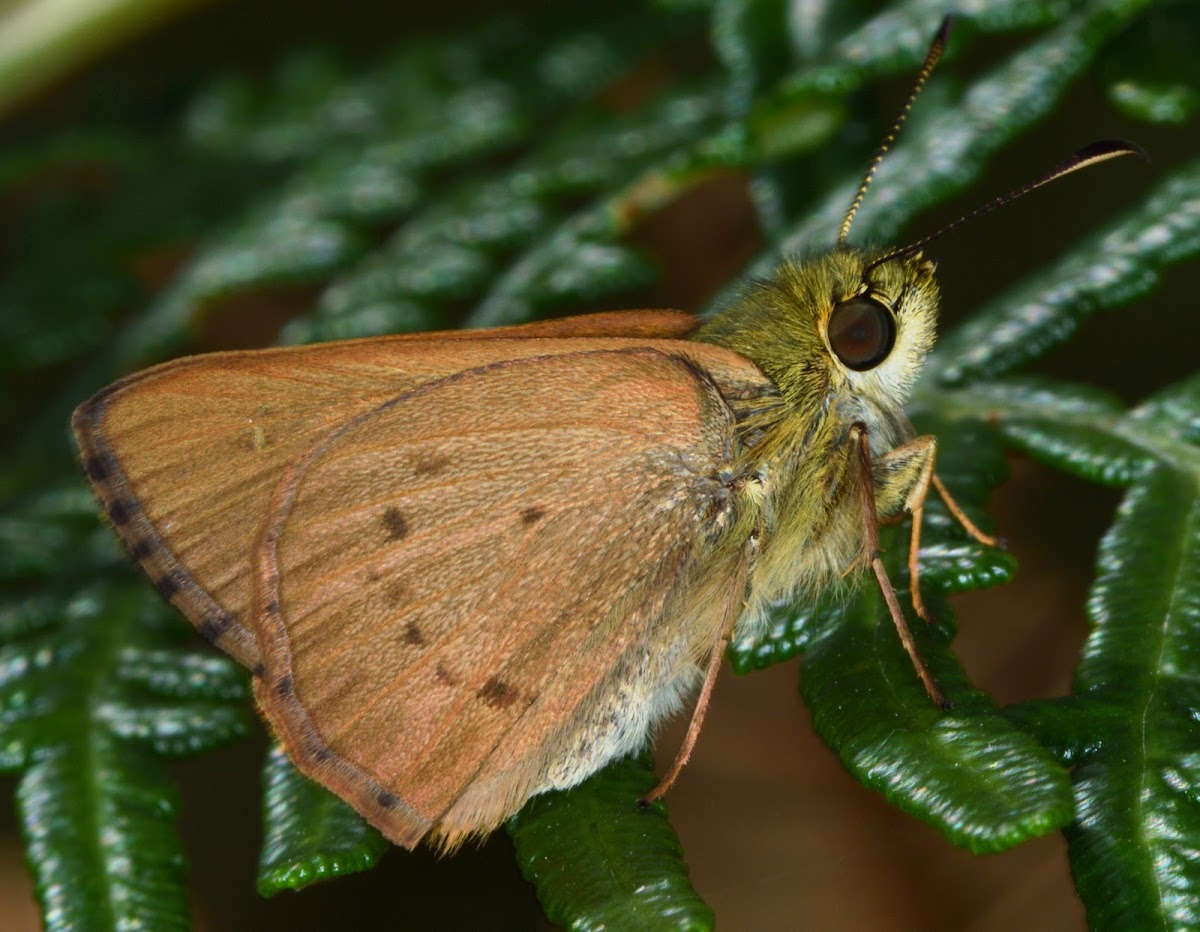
251,347,761,848
71,311,700,669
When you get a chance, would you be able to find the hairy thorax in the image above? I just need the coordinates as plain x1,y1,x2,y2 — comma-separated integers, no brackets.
724,390,916,645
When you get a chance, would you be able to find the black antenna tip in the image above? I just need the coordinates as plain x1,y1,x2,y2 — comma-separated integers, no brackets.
1075,138,1150,165
861,136,1148,280
935,14,953,44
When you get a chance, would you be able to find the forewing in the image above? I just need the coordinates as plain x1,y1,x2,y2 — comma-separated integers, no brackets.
250,347,761,847
71,311,701,669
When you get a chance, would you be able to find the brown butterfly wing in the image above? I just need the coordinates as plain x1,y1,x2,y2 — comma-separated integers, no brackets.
250,345,767,848
72,311,700,669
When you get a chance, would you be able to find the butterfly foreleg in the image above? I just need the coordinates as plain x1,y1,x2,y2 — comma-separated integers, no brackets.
851,425,948,707
871,434,937,622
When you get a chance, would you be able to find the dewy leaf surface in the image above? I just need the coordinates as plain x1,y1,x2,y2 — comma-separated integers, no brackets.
914,365,1200,925
799,547,1073,854
508,754,713,931
1100,2,1200,124
984,379,1200,930
1,583,249,931
1065,465,1200,929
257,744,390,895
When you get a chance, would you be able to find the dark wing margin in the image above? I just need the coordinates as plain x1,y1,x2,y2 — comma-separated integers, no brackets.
74,378,261,668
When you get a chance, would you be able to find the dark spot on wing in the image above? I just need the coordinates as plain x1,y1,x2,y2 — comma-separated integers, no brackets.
377,790,400,809
311,743,333,763
521,507,545,525
403,622,425,646
108,498,134,526
84,455,111,481
253,663,266,678
435,662,459,686
414,454,451,478
264,599,280,616
381,506,408,541
129,537,157,560
154,572,182,601
386,581,410,605
277,675,294,699
477,677,519,709
198,612,233,643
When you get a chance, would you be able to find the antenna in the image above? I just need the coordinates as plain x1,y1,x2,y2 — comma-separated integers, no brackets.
838,15,952,247
861,139,1148,279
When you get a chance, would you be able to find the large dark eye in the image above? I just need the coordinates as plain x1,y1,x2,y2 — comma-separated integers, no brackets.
827,296,895,371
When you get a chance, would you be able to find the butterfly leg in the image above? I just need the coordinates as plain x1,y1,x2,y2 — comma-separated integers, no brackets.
853,425,949,708
874,436,1002,623
640,558,749,805
932,474,1003,548
871,434,938,622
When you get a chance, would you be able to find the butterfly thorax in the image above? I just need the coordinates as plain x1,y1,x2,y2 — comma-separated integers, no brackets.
692,247,940,625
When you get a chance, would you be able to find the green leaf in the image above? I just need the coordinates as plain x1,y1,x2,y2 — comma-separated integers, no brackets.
1001,419,1153,487
508,753,713,930
728,596,841,674
1069,464,1200,930
802,582,1074,854
4,583,248,928
1002,696,1116,767
921,369,1200,923
1101,2,1200,124
257,744,390,895
1060,382,1200,928
463,91,726,329
935,157,1200,386
18,741,189,932
774,0,1080,103
713,0,859,113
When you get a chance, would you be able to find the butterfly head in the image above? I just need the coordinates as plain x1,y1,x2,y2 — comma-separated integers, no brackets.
699,247,940,417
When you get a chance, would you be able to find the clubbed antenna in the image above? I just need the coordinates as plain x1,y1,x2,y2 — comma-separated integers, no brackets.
838,15,951,247
861,139,1148,279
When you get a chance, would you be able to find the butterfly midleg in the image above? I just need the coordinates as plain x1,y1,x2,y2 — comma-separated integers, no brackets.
932,474,1002,548
640,549,750,805
873,435,1002,622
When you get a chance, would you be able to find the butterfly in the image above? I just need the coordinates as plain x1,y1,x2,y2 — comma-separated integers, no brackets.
72,18,1139,849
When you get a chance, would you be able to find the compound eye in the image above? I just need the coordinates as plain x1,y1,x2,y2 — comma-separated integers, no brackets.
828,296,896,371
